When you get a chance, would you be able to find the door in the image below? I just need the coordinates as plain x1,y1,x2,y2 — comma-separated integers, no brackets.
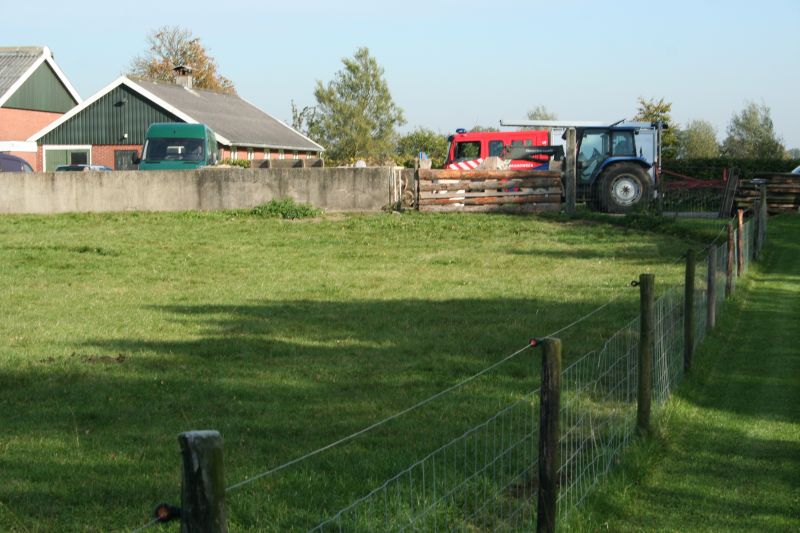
577,131,610,182
115,150,139,170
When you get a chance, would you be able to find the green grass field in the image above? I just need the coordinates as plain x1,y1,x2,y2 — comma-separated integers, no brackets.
0,210,726,531
567,215,800,532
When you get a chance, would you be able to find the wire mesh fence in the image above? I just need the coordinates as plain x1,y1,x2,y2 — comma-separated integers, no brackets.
136,212,764,533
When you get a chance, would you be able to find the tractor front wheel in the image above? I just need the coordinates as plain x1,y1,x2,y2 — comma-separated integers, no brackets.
599,164,653,213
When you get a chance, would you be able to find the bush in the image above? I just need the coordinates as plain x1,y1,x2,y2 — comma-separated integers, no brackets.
219,158,251,168
250,198,322,219
663,158,800,181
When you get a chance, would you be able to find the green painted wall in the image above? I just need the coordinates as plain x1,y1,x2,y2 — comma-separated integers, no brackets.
4,62,77,113
39,85,180,146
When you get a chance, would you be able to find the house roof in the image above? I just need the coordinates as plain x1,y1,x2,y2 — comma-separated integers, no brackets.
29,75,323,152
0,46,81,108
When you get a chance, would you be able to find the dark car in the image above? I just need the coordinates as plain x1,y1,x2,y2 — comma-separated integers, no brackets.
54,164,112,171
0,153,33,172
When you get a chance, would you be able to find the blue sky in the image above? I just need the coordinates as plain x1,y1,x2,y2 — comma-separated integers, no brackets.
9,0,800,148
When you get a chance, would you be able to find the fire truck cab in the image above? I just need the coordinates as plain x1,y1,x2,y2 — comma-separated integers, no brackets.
445,129,550,170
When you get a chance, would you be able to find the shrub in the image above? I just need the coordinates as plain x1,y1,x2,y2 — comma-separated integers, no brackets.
250,198,322,219
219,158,251,168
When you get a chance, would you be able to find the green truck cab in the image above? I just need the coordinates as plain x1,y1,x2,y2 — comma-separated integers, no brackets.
137,123,219,170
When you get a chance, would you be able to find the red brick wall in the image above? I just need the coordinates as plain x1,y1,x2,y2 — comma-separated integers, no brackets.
92,145,141,169
0,108,63,141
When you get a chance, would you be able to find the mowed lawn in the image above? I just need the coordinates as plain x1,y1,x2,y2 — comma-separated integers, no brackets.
0,210,710,532
568,215,800,532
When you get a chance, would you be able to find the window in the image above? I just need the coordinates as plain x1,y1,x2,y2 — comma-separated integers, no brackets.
247,148,254,161
488,140,505,157
578,131,610,181
292,151,299,160
278,149,285,160
231,147,238,160
454,141,480,161
611,131,636,156
265,148,271,159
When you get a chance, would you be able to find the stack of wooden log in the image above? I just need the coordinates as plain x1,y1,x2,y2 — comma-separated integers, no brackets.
736,173,800,215
416,169,562,213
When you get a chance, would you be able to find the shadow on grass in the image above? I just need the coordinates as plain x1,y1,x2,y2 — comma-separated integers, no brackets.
2,296,642,531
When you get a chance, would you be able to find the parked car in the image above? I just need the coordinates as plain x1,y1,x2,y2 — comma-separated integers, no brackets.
792,165,800,174
54,164,112,171
0,153,33,172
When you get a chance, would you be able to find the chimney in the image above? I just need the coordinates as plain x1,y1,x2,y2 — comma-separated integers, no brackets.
173,65,193,89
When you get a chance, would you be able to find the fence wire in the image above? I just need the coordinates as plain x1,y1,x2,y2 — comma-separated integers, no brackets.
209,214,763,533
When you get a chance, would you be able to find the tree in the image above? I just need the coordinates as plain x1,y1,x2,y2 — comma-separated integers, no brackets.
290,100,317,137
129,26,235,94
309,47,405,164
722,102,785,158
469,125,500,133
633,97,679,159
526,106,558,121
677,120,719,159
786,148,800,159
396,128,450,168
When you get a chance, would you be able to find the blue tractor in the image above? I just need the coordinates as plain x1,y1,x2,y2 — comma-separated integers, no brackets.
500,120,666,213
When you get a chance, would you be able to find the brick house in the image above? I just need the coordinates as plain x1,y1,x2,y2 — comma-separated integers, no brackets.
0,46,81,170
28,73,324,170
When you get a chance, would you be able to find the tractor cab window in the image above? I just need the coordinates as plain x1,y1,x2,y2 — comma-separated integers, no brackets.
578,131,610,182
611,131,636,156
488,140,504,157
454,141,480,161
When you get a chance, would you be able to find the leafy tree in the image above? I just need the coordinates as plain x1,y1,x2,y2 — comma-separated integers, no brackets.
290,100,317,137
786,148,800,159
633,97,679,159
469,125,500,133
722,102,785,158
309,47,405,164
129,26,235,94
396,128,450,168
677,120,719,159
526,106,558,121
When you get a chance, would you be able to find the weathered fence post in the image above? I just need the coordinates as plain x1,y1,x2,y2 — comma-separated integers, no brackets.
759,182,768,248
726,223,734,297
684,250,695,372
707,246,717,332
737,209,744,276
179,430,227,533
537,337,562,533
752,199,760,259
564,128,577,215
637,273,655,434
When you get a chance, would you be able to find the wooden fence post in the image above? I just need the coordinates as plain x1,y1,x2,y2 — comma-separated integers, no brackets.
737,209,744,276
537,337,562,533
637,273,655,434
726,223,734,297
564,128,577,215
707,246,717,332
684,250,695,372
179,430,227,533
759,182,768,247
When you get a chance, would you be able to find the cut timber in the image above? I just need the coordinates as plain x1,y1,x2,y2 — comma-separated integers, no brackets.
421,203,561,213
419,188,560,200
418,169,561,180
419,194,559,206
418,177,561,191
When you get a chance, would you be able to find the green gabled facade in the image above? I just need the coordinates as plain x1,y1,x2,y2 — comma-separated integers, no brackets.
39,84,179,146
4,61,77,113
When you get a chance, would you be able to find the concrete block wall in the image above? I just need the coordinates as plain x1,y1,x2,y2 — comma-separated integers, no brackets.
0,167,401,214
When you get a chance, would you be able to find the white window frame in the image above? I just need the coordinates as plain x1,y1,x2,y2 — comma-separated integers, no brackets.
264,148,271,159
231,146,238,160
43,144,93,171
247,148,254,161
278,149,285,160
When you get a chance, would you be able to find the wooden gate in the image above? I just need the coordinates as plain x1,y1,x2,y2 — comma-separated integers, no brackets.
417,169,562,213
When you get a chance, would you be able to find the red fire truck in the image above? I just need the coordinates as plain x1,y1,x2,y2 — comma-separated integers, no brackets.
444,129,551,170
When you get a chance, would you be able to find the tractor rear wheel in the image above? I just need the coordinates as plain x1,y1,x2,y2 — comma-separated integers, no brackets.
599,163,653,213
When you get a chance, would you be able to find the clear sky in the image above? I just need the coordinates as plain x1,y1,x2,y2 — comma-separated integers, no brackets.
8,0,800,148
